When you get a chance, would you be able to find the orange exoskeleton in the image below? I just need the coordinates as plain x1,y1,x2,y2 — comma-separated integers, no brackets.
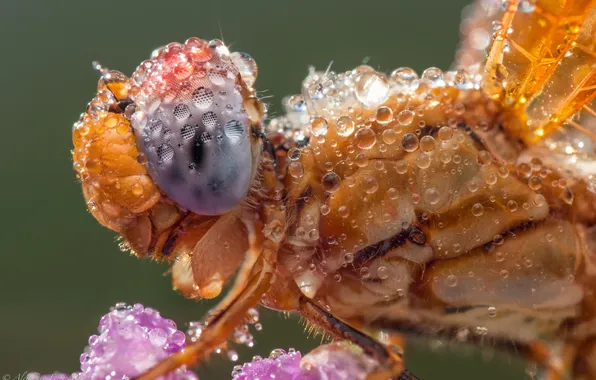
72,1,596,379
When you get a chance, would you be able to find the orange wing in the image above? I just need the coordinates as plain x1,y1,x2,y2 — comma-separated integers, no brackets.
479,0,596,143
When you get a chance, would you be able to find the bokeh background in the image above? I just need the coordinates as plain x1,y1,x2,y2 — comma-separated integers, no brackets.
0,0,528,379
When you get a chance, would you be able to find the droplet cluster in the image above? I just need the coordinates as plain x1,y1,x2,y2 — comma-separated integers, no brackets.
80,303,197,380
128,38,259,215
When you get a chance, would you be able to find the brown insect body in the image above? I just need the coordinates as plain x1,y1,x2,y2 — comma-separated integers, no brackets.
72,1,596,378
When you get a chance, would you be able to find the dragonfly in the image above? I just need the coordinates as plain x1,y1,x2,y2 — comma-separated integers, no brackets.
71,0,596,378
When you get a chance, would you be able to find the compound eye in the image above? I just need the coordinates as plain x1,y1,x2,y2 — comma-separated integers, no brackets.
129,39,258,215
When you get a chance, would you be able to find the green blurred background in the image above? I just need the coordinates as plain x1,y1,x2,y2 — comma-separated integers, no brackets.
0,0,528,379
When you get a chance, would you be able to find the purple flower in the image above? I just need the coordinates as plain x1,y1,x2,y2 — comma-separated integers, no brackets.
232,342,377,380
32,303,378,380
34,303,197,380
80,303,197,380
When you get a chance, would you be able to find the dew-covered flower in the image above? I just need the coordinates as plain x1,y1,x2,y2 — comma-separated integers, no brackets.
80,303,197,380
32,303,198,380
232,342,378,380
31,304,378,380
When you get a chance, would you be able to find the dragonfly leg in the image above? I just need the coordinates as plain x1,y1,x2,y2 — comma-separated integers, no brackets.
134,235,279,380
298,296,418,380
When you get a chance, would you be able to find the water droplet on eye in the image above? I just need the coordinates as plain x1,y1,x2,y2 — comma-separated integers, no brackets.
477,150,492,166
402,133,419,152
377,266,389,279
471,203,484,216
355,71,389,108
419,135,436,152
397,110,414,126
389,67,419,93
354,127,376,149
224,119,244,139
376,106,394,124
336,115,355,136
192,87,214,109
424,187,440,205
311,117,329,136
157,143,175,162
438,126,454,141
416,153,431,169
321,172,341,193
288,162,304,178
382,129,398,145
338,206,350,218
488,306,497,317
230,51,258,87
528,176,542,190
446,274,458,287
421,67,445,87
320,204,330,216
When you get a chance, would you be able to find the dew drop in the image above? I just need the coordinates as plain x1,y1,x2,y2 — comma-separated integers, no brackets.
397,110,415,126
528,176,542,191
421,67,445,87
471,203,484,216
424,187,441,205
338,206,350,218
354,127,376,149
355,71,390,108
321,172,341,193
488,306,497,318
336,115,355,136
389,67,419,93
396,160,408,174
382,129,398,145
376,107,394,124
437,126,453,141
402,133,419,152
288,162,304,178
477,150,492,166
363,177,379,194
446,274,458,287
388,188,399,200
311,117,328,137
420,135,436,152
377,266,390,279
416,153,431,169
533,193,546,207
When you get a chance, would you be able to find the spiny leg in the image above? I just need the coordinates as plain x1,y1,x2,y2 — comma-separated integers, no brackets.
298,296,419,380
134,237,279,380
